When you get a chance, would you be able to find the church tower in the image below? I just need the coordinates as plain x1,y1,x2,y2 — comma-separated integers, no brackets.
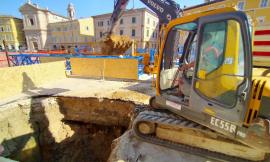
67,3,76,20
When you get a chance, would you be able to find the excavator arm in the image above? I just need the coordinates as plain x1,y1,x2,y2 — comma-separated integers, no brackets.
108,0,181,36
102,0,181,55
108,0,129,35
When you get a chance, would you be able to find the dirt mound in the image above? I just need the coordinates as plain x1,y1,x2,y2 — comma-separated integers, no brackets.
101,34,133,55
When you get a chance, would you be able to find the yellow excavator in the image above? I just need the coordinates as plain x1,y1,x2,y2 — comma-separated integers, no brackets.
132,7,270,162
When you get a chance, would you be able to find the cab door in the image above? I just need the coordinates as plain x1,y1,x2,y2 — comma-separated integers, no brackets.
190,12,252,125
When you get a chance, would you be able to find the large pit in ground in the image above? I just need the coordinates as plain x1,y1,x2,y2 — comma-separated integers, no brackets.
0,96,139,162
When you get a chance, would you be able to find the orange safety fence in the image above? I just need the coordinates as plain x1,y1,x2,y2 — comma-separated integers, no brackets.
23,50,67,54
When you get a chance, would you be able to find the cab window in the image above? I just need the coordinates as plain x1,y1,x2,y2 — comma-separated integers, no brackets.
198,21,226,74
160,22,197,91
195,20,245,107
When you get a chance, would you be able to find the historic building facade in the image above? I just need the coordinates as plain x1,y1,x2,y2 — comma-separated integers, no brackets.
45,17,95,50
19,1,68,51
93,8,159,49
0,16,26,51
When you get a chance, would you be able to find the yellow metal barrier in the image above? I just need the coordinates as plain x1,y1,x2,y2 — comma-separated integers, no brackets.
70,58,139,80
0,61,66,100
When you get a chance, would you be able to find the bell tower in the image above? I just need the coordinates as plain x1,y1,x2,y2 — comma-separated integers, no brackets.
67,3,76,20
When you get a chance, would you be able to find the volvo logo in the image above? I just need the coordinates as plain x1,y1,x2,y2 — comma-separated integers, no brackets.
166,14,171,21
147,0,164,13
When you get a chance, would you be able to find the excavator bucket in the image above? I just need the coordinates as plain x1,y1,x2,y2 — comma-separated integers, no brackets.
101,34,133,55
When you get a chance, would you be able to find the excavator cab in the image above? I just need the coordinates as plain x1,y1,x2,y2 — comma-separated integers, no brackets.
133,8,270,161
153,7,269,153
156,9,252,128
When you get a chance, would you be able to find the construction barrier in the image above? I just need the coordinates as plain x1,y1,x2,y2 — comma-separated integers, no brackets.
70,55,144,80
5,54,144,80
0,61,66,100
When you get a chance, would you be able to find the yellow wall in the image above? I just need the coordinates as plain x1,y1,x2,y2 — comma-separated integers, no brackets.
0,61,66,100
79,18,95,36
0,16,26,50
46,18,95,50
184,0,270,67
70,58,139,80
184,0,270,29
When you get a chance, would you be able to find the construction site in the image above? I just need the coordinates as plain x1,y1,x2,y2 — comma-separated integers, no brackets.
1,0,270,162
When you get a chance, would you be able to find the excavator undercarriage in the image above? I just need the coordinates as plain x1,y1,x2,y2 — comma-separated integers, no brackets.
133,110,269,161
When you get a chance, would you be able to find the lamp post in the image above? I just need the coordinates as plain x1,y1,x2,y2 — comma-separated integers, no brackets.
3,40,10,67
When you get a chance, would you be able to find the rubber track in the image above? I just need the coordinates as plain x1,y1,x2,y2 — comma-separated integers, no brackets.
133,110,259,162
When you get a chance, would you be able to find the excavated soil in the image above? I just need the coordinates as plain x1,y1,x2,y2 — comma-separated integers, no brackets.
0,96,138,162
42,122,126,162
100,34,133,55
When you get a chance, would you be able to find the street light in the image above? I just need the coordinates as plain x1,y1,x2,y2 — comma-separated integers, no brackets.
2,40,10,67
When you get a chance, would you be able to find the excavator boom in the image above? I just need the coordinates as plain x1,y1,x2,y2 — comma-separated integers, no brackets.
101,0,181,55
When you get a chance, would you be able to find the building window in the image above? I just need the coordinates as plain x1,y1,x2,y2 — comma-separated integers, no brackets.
152,32,155,38
29,18,34,26
237,1,245,11
132,17,136,24
11,45,15,50
107,20,110,25
86,26,89,30
98,21,103,27
33,42,38,50
260,0,269,7
153,21,155,26
147,18,150,24
0,26,4,32
257,16,265,24
9,35,13,41
146,29,149,37
6,35,10,40
0,35,5,40
57,27,61,31
120,29,124,35
120,19,123,25
100,32,103,38
132,29,136,37
6,25,11,32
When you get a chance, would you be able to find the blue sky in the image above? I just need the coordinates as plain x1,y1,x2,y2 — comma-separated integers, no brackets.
0,0,204,18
